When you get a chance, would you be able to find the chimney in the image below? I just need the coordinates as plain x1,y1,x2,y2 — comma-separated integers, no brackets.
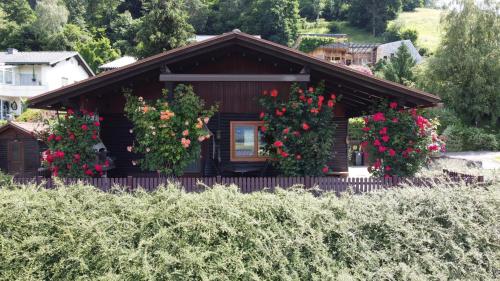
6,48,18,54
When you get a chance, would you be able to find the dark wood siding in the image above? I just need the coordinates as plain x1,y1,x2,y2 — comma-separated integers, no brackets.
328,117,349,172
0,127,41,176
0,140,8,172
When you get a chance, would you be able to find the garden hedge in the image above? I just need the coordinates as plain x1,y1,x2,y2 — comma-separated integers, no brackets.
0,183,498,280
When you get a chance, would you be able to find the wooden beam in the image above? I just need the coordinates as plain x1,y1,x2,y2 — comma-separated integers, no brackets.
158,74,310,82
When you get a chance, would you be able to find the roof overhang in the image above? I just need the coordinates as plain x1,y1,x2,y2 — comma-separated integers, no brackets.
27,31,439,114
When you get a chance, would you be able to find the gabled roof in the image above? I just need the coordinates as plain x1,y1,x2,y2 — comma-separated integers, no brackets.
0,50,94,76
0,121,47,138
28,30,439,111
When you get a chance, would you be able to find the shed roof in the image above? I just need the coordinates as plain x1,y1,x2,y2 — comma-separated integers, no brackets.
0,121,47,137
99,56,137,70
27,30,439,115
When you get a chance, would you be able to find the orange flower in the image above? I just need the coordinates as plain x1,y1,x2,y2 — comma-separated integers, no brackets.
181,138,191,148
143,106,149,113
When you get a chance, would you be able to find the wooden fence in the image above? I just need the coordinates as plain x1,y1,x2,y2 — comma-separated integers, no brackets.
12,169,484,195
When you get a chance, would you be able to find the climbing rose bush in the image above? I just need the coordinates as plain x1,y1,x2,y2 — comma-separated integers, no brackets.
42,109,107,177
124,84,217,176
361,101,445,177
259,82,338,176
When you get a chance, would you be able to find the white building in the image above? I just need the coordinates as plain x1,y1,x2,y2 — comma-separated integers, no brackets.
0,48,94,119
376,40,423,64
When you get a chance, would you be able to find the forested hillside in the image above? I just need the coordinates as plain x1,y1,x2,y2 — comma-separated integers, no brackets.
0,0,437,71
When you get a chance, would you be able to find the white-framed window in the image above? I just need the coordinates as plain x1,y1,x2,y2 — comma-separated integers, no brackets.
0,67,14,85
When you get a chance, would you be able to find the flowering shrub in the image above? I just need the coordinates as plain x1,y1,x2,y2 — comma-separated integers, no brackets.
361,101,445,177
42,109,107,177
124,84,217,176
259,83,338,176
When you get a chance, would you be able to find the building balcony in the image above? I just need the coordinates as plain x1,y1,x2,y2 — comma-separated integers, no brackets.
0,83,49,98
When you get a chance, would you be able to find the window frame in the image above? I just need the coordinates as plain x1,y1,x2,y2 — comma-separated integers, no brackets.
230,121,268,162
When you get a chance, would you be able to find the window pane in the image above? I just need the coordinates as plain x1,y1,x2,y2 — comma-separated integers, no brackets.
11,143,21,161
4,70,13,84
234,125,255,157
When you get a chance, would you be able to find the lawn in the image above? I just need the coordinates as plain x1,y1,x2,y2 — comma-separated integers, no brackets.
391,8,444,51
299,8,444,50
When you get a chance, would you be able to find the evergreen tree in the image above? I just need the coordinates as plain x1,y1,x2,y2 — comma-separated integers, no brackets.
425,0,499,127
134,0,194,58
382,43,416,86
243,0,300,46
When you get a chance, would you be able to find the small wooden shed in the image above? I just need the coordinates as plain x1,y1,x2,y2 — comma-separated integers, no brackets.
0,122,46,176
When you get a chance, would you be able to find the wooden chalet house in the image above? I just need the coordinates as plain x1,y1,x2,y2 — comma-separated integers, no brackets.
28,30,440,177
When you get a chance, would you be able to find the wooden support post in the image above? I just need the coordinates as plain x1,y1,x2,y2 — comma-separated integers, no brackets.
127,176,133,190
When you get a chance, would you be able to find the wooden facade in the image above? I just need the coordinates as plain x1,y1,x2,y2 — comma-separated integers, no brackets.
0,122,45,176
28,31,440,177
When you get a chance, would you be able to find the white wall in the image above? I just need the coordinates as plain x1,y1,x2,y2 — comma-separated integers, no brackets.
40,57,90,90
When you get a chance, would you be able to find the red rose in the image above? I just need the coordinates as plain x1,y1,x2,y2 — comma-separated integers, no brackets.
94,164,103,172
260,126,267,132
55,135,62,141
273,140,283,147
81,124,88,130
373,139,381,146
392,118,398,123
104,160,110,167
382,135,390,142
99,116,104,121
373,159,381,169
270,89,278,97
280,151,289,158
281,107,286,113
301,122,310,130
259,112,265,119
92,134,97,140
293,131,300,137
54,150,65,158
378,146,387,153
73,154,80,161
307,98,313,105
327,100,334,108
361,141,368,148
67,108,74,115
362,127,371,132
308,87,314,93
363,117,370,124
275,109,283,116
85,169,93,176
373,112,386,122
379,127,388,135
388,149,396,156
283,128,289,134
93,121,100,127
331,94,336,100
385,165,391,171
89,111,94,117
295,154,302,160
69,133,75,140
47,134,55,141
322,166,329,173
389,102,398,109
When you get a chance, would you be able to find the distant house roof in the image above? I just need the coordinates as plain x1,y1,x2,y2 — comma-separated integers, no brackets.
192,33,261,43
99,56,137,70
0,121,47,137
377,40,423,64
321,42,380,53
0,49,94,76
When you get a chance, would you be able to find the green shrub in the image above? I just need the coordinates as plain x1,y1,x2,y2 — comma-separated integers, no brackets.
0,184,498,280
298,36,338,53
0,170,13,188
15,109,43,122
443,125,498,151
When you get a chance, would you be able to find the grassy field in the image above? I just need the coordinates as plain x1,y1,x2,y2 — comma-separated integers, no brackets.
299,8,444,50
391,8,444,51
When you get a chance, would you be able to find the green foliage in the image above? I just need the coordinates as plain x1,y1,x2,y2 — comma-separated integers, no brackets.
443,125,499,152
381,43,417,86
0,183,498,280
32,0,69,38
425,0,500,127
123,84,217,176
361,101,441,177
299,0,327,20
243,0,300,46
259,83,337,176
402,0,423,11
0,170,13,188
298,36,337,53
383,22,419,45
134,0,194,58
75,35,120,73
0,0,35,25
348,117,365,141
348,0,401,36
15,109,43,122
43,110,106,177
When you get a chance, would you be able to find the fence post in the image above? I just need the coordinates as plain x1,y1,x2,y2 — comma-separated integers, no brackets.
216,175,222,185
478,175,484,183
392,175,399,186
305,176,311,188
36,176,41,186
127,176,133,191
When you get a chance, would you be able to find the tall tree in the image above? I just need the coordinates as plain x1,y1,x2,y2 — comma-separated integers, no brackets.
425,0,499,127
347,0,401,36
243,0,300,46
381,43,416,85
204,0,250,34
299,0,326,20
0,0,35,25
32,0,69,37
134,0,194,58
75,35,120,73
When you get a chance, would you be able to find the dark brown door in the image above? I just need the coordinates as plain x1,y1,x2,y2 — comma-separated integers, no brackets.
8,141,24,175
